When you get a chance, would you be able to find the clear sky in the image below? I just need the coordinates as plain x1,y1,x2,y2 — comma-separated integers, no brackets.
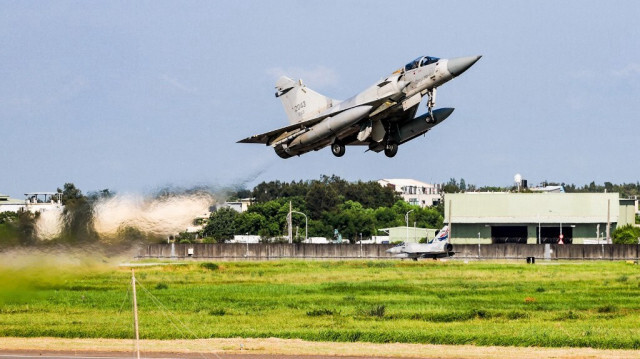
1,1,639,198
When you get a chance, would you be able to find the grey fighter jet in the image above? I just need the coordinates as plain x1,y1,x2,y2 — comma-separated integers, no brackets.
386,225,454,260
238,55,481,158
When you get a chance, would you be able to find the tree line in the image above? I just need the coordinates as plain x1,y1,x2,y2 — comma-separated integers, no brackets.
442,178,640,198
1,177,639,247
200,175,443,243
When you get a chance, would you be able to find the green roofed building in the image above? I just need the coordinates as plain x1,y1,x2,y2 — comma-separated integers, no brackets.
444,193,635,244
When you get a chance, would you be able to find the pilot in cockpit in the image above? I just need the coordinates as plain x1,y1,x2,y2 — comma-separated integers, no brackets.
405,56,440,72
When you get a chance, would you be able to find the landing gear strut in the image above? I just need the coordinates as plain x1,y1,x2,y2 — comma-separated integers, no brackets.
331,141,345,157
426,88,437,123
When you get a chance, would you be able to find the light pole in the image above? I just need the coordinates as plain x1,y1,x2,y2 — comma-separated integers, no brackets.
538,214,541,245
405,209,414,242
291,210,308,243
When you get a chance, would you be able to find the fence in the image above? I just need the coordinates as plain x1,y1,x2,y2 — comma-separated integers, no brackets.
138,243,640,261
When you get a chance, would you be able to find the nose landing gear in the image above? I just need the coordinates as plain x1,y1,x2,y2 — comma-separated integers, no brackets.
426,88,437,123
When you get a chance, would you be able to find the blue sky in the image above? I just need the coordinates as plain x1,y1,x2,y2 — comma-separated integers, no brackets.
1,1,639,197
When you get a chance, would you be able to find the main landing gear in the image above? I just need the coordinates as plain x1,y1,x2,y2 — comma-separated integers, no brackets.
384,142,398,158
331,141,345,157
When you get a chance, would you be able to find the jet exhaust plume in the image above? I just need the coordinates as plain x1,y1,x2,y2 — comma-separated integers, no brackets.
28,186,224,244
93,191,215,238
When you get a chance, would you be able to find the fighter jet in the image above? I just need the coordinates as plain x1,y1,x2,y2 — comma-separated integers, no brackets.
386,225,454,260
238,55,481,158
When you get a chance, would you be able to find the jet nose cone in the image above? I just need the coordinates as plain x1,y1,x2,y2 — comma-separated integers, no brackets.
386,246,401,254
447,55,482,77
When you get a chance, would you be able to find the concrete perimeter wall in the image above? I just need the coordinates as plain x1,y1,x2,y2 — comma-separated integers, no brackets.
453,244,640,260
139,243,640,261
140,243,396,260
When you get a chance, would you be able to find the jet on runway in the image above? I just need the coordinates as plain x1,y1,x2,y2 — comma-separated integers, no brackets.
386,225,454,260
238,55,481,158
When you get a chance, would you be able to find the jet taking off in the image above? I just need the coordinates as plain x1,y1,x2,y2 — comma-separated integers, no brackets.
238,55,481,158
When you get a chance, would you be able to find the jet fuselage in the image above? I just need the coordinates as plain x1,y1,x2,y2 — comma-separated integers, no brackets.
238,55,481,158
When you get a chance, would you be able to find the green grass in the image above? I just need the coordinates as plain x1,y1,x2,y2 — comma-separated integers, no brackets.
1,259,640,349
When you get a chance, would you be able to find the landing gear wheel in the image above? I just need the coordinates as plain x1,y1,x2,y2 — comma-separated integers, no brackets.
426,112,435,123
384,142,398,158
331,142,345,157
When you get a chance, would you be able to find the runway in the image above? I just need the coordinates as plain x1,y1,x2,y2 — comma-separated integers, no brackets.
2,337,640,359
0,351,396,359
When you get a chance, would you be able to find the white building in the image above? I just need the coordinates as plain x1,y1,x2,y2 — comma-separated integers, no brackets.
0,192,64,214
378,179,442,207
221,198,254,213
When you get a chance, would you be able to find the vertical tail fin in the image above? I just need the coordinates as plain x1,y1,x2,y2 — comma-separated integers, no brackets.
275,76,337,124
435,225,449,242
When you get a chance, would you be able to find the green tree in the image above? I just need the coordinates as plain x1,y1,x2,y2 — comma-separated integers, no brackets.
15,209,40,246
88,188,115,201
413,206,444,228
442,178,461,193
203,207,239,242
57,183,98,243
0,212,19,246
234,212,266,235
612,224,640,244
324,201,376,243
305,182,339,219
374,207,402,229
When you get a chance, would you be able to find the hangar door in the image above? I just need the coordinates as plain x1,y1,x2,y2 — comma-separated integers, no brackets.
537,226,573,244
491,226,528,243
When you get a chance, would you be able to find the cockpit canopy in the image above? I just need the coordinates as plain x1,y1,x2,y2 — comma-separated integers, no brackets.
404,56,440,71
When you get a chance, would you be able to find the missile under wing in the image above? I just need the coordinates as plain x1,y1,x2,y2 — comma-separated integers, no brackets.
238,55,480,158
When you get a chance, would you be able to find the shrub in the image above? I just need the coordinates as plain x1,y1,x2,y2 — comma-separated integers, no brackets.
306,308,335,316
155,283,168,290
554,310,580,320
612,224,640,244
366,305,386,318
615,275,628,282
200,262,219,271
597,305,617,313
209,308,226,316
506,310,529,320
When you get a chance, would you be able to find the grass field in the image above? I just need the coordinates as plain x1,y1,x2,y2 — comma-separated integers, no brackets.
1,255,640,349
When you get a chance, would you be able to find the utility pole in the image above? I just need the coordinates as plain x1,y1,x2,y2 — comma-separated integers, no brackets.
131,269,140,359
448,200,452,240
291,210,308,243
405,210,414,242
606,199,611,244
538,214,541,245
288,201,293,244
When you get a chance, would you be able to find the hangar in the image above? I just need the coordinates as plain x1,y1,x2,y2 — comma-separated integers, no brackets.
444,193,636,244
